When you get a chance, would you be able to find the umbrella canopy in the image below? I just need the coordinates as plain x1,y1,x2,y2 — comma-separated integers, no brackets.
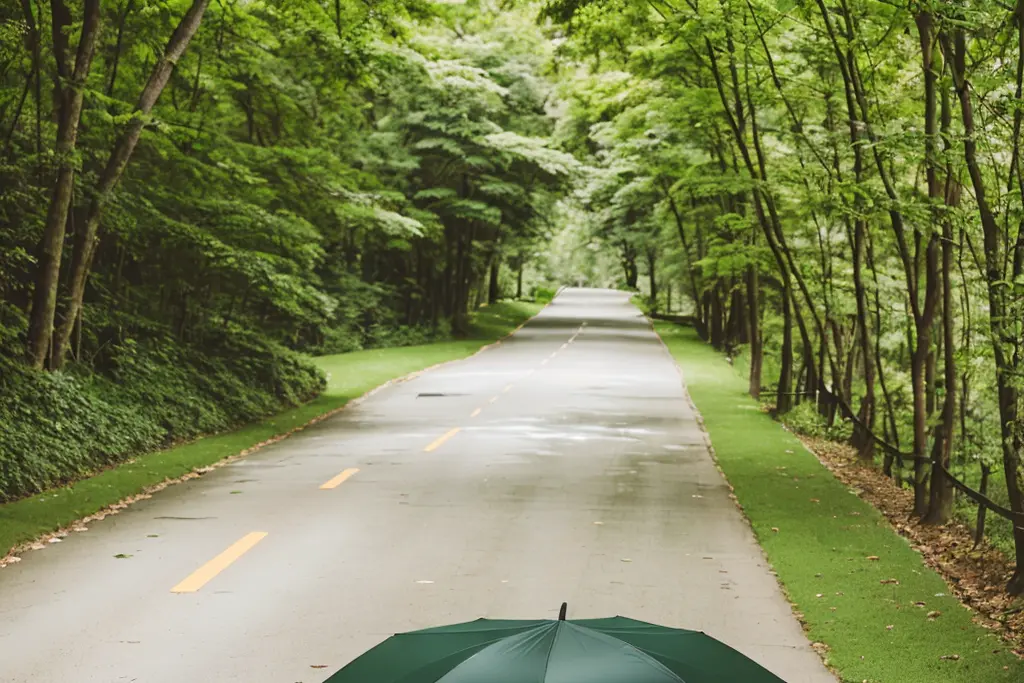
325,604,787,682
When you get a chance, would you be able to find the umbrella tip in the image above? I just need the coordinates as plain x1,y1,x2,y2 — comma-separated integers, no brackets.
558,602,567,621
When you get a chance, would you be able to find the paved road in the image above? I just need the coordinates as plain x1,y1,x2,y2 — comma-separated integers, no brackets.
0,288,833,683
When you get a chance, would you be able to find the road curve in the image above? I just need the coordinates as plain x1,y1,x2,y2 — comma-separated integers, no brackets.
0,288,834,683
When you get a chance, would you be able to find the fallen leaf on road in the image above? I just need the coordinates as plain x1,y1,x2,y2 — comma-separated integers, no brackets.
593,521,604,525
114,554,133,559
621,558,633,563
310,664,328,669
415,580,434,584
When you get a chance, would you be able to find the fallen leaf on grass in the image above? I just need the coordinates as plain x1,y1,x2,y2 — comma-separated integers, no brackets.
940,654,960,661
798,433,1024,651
880,578,900,585
771,527,780,533
927,611,942,620
866,556,880,561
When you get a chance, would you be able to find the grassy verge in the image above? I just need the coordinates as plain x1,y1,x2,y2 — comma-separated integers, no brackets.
0,301,542,559
654,322,1023,683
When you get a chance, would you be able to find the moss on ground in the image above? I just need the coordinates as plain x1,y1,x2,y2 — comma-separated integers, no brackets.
655,322,1023,683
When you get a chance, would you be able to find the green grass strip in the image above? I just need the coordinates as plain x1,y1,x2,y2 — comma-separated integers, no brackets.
0,301,542,558
655,322,1023,683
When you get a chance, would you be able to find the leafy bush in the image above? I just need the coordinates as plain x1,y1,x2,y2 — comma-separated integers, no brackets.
533,285,557,303
782,402,854,442
0,336,323,503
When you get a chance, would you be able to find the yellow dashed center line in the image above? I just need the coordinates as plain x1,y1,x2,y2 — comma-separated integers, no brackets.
561,343,569,350
425,427,461,452
489,395,500,404
470,407,482,418
541,358,550,365
503,384,513,393
171,531,268,594
319,467,359,490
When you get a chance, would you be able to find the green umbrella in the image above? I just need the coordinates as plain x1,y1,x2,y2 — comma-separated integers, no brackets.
325,603,787,682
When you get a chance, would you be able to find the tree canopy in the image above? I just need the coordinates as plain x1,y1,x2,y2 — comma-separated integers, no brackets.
538,0,1024,594
3,0,1024,596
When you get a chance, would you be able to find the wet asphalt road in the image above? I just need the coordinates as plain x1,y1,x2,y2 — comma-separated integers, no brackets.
0,288,834,683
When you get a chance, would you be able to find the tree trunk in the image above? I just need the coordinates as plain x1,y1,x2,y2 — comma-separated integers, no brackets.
51,0,213,369
944,24,1024,592
778,285,795,414
925,36,958,524
646,247,658,313
25,0,102,369
105,1,136,99
488,253,500,304
746,263,762,400
664,184,702,314
710,284,725,350
622,242,638,289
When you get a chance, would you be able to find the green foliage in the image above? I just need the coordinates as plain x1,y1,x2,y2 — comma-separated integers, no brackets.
0,300,540,557
533,285,558,303
783,403,854,443
0,339,322,502
658,323,1024,683
0,1,572,500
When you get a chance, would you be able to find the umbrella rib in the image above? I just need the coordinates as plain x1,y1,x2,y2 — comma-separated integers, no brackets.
572,624,686,683
392,629,550,683
537,621,563,682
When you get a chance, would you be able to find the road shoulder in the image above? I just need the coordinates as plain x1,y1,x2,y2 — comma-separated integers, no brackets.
654,321,1023,683
0,301,543,564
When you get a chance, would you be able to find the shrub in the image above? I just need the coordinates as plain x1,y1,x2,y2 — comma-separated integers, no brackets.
533,285,557,303
0,335,323,503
